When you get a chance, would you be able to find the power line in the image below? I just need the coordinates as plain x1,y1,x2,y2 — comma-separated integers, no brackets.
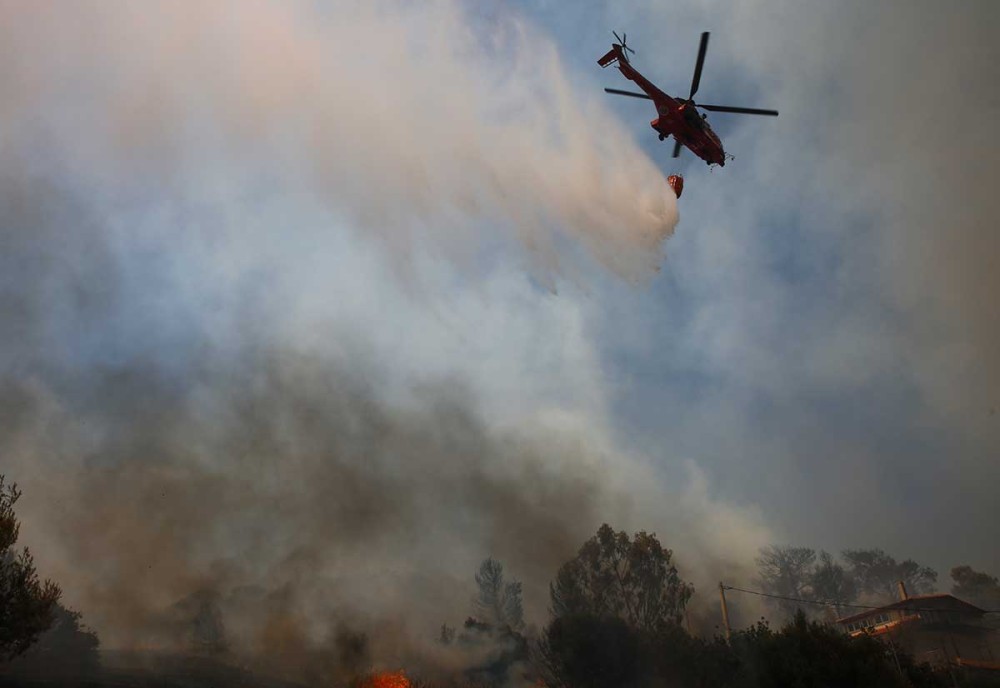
721,585,1000,614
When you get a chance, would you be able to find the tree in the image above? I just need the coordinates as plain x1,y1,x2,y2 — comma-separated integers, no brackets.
456,616,530,686
5,604,99,675
537,614,642,688
550,524,693,632
809,550,858,616
647,625,740,688
754,546,817,616
437,559,529,686
842,548,937,602
951,565,1000,609
0,475,61,661
474,557,524,631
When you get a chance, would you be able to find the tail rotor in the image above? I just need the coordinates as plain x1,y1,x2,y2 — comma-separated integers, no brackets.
612,31,636,63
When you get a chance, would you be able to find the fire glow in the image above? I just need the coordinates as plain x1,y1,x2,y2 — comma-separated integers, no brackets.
359,670,411,688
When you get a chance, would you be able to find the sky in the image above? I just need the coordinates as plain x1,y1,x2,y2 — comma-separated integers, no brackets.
0,0,998,675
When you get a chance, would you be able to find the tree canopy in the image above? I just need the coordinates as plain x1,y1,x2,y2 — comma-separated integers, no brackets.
951,565,1000,610
810,551,858,612
754,545,939,619
842,548,937,602
474,557,524,631
754,546,818,616
549,524,693,632
0,475,61,661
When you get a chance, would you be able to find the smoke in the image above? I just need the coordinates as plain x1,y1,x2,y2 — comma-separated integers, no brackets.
0,0,766,681
582,0,1000,573
3,317,767,675
818,1,1000,570
704,0,1000,565
3,349,608,671
827,2,1000,424
710,0,1000,428
0,0,675,280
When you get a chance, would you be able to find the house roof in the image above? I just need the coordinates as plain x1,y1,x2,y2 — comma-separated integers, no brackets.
836,594,987,625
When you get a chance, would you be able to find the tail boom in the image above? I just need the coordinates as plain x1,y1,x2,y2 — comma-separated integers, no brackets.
598,44,626,68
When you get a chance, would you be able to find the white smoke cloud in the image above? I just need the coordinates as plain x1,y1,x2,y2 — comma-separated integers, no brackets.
1,0,676,280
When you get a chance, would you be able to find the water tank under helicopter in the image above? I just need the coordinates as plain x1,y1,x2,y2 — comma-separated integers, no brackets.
667,174,684,198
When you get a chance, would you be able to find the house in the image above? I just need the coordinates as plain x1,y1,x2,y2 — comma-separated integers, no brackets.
836,583,1000,670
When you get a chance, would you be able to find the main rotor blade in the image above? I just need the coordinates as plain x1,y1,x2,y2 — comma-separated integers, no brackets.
604,88,652,100
688,32,709,100
698,103,779,116
672,139,683,158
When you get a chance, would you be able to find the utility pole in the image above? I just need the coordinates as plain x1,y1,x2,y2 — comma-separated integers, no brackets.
719,582,732,642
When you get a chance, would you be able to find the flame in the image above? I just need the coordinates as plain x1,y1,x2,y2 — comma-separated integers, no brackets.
359,670,411,688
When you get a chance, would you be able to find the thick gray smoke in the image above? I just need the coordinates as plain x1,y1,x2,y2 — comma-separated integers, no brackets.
0,0,767,680
3,343,609,670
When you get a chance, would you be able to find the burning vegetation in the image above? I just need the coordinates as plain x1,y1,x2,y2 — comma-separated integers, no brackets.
357,670,412,688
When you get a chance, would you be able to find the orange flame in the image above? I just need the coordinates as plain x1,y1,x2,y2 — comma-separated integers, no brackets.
359,670,411,688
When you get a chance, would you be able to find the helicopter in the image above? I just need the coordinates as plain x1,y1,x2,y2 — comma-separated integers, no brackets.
599,31,778,166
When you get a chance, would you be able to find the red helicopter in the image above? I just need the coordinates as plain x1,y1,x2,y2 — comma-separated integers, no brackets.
599,31,778,167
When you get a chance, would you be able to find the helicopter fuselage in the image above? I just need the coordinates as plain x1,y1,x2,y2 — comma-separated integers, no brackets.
599,43,726,166
650,102,725,166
